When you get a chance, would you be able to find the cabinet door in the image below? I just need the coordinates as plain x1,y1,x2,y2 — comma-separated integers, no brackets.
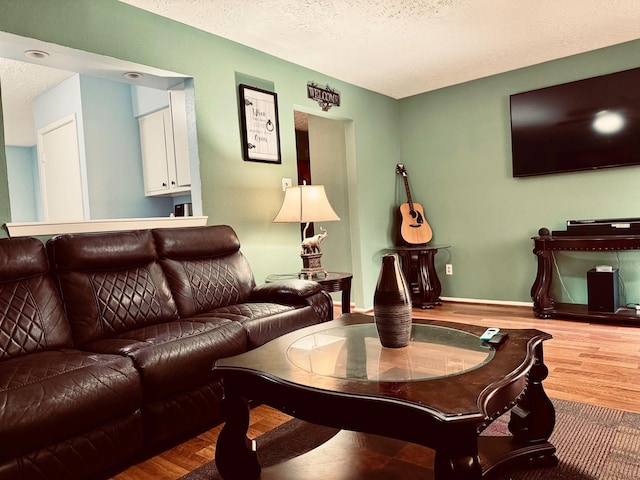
139,109,172,195
169,89,191,188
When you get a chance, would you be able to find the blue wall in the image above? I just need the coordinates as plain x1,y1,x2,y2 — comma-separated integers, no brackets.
80,75,172,218
29,73,173,220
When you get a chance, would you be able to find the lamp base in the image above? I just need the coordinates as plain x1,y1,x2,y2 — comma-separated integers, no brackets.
298,253,327,279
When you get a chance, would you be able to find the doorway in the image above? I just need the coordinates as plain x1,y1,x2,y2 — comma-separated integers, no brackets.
293,111,352,275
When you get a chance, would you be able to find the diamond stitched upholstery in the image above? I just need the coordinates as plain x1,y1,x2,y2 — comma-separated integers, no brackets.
91,267,164,333
0,283,45,359
152,225,333,350
0,239,72,362
153,226,256,318
309,290,334,322
48,231,179,346
0,226,333,480
185,258,242,310
0,237,143,478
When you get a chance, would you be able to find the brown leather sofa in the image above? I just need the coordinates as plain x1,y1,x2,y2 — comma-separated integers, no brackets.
0,225,332,480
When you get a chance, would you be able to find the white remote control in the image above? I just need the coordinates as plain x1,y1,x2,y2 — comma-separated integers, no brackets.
480,327,500,341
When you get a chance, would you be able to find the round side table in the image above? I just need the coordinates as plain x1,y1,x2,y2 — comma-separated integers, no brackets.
266,272,353,314
387,246,450,309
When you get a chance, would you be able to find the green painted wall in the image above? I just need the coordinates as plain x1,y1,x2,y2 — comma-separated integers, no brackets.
399,39,640,305
0,0,399,309
3,1,639,309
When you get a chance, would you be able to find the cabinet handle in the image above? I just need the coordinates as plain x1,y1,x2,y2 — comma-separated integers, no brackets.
171,181,176,185
162,182,167,187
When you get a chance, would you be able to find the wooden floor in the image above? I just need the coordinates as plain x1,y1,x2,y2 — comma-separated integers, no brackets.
112,302,640,479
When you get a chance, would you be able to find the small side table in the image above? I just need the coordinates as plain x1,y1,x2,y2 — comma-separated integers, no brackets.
387,245,450,309
266,272,353,314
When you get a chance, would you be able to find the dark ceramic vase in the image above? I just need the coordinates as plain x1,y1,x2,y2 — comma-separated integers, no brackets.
373,253,412,348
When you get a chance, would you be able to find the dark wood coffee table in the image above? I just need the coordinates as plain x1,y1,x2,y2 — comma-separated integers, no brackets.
213,313,556,479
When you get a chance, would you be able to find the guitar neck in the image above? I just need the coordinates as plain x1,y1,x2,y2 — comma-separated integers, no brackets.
401,175,415,210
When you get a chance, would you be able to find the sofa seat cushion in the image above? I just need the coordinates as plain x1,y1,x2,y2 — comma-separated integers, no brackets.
0,349,141,460
208,302,294,320
84,319,247,402
202,303,324,348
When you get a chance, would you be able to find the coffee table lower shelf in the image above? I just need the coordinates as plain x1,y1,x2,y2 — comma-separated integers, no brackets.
215,426,556,479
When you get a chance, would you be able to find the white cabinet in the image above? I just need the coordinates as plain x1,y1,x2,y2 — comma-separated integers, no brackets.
139,91,191,197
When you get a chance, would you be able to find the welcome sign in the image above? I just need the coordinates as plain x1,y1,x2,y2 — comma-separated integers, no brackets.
307,82,341,111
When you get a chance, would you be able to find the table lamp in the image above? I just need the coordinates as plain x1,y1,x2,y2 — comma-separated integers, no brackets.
273,184,340,278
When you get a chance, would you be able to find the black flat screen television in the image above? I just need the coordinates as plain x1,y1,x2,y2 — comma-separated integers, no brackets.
510,67,640,177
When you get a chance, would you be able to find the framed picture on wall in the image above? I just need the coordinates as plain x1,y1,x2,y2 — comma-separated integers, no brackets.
239,84,282,164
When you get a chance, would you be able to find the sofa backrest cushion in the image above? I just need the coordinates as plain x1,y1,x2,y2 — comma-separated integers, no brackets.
0,237,72,360
47,230,179,346
152,225,256,318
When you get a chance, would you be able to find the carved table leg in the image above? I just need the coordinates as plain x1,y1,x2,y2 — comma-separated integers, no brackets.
398,249,442,309
417,249,442,308
531,246,555,319
508,343,558,467
434,431,482,480
215,394,260,480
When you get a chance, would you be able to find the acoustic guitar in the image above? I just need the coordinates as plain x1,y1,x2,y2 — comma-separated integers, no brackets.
396,164,433,244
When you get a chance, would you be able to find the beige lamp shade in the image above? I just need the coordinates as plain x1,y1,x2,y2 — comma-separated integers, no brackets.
273,185,340,223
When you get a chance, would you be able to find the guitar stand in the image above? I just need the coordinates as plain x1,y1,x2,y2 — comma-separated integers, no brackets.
392,246,449,309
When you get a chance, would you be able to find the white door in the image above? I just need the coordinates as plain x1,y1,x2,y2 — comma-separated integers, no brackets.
37,115,85,222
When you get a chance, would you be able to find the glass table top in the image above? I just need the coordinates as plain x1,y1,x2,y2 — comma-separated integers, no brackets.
286,323,494,382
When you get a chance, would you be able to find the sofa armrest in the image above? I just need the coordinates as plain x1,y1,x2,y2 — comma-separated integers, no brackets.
250,279,323,305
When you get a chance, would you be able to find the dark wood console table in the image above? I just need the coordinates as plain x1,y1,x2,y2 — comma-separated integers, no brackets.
387,245,449,309
532,228,640,322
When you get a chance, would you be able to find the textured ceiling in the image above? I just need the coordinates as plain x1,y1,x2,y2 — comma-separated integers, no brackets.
0,58,74,146
119,0,640,99
2,1,640,145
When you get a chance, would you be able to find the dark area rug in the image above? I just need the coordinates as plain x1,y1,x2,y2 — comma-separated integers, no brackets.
180,399,640,480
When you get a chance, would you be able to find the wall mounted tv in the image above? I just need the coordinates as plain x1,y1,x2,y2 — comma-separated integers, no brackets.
510,67,640,177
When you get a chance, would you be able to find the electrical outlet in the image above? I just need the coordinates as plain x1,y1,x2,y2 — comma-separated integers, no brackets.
445,264,453,275
282,178,292,191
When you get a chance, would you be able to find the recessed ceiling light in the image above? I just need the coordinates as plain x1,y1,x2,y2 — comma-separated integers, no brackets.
123,71,144,80
24,50,50,59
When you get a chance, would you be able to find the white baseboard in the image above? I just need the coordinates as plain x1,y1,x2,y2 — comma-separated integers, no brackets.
440,297,533,308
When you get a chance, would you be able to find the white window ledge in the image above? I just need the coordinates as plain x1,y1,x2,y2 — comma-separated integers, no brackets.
4,216,208,237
